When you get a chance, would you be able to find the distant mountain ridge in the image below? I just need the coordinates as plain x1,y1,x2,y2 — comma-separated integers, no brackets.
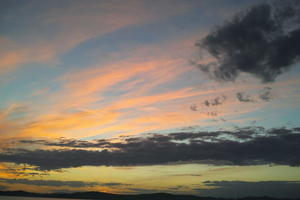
0,190,297,200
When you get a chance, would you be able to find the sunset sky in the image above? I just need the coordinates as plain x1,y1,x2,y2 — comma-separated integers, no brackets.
0,0,300,198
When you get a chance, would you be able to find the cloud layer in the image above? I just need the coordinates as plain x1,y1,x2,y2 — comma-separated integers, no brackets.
1,127,299,170
0,178,128,188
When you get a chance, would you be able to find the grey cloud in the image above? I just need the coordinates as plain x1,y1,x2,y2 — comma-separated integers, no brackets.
259,87,273,101
0,178,129,188
197,1,300,83
19,138,111,148
203,95,226,107
125,188,164,194
204,100,210,107
171,173,202,177
196,181,300,198
0,178,98,187
190,95,226,112
236,92,254,103
1,127,300,170
0,165,48,176
190,105,198,111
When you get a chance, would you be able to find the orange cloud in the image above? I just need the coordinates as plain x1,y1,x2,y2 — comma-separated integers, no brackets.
19,109,119,139
0,0,195,75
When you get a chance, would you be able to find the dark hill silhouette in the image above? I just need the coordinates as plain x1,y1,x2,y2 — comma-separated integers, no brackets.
0,190,297,200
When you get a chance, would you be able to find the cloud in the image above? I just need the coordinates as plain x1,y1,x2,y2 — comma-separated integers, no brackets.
236,92,254,103
0,178,129,188
196,0,300,83
259,87,273,102
0,178,98,188
2,127,300,170
0,185,8,190
202,95,226,107
196,181,300,198
18,138,111,149
190,95,226,112
0,0,195,75
0,165,49,177
190,105,198,111
171,173,202,177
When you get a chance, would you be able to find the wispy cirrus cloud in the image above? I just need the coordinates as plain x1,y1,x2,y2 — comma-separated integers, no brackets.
0,0,196,75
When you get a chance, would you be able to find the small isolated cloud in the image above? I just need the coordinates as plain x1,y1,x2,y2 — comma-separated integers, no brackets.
202,95,226,107
259,87,273,102
196,0,300,83
2,127,300,170
190,105,198,111
236,92,254,103
196,181,300,198
202,111,219,117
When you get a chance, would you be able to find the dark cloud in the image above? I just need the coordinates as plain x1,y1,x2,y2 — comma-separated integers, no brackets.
168,185,188,190
236,92,254,103
204,100,210,107
171,173,202,177
125,188,164,194
196,0,300,83
259,87,273,101
190,95,226,112
1,127,300,170
196,181,300,198
18,138,111,148
0,185,8,190
203,111,219,117
190,105,198,111
0,178,129,188
0,170,48,177
0,165,48,177
0,178,98,187
202,95,226,107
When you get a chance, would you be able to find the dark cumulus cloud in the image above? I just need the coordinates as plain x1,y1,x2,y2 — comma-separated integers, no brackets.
236,92,254,102
196,181,300,198
196,0,300,83
1,127,300,170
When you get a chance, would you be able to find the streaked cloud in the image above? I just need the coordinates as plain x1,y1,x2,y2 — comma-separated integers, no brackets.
0,178,129,188
0,0,195,75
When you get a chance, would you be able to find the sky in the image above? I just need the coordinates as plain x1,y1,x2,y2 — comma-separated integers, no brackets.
0,0,300,198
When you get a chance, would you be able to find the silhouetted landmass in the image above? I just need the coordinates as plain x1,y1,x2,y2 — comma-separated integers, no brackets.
0,190,298,200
